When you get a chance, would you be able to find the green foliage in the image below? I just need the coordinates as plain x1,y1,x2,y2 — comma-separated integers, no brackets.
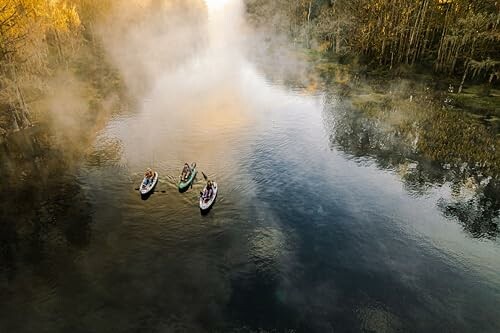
245,0,500,84
323,79,500,237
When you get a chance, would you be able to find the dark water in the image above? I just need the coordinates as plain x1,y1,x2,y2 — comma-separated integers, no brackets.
1,3,500,333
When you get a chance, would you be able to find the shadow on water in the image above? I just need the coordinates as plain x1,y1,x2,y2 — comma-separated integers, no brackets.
140,191,154,201
200,206,213,216
178,186,189,194
0,129,94,278
200,197,217,216
139,181,158,201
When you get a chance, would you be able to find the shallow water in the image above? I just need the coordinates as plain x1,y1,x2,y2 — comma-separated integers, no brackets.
1,2,499,332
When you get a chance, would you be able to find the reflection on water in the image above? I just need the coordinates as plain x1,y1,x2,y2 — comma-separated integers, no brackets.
1,1,500,332
322,88,500,239
438,182,500,238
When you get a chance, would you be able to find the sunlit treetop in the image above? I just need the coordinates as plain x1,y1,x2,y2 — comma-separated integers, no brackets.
0,0,81,63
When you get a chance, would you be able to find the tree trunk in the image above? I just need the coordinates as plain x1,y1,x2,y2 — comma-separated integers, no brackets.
54,29,67,69
12,64,31,129
306,1,313,48
435,3,451,71
458,62,469,94
335,23,341,54
407,0,423,64
411,0,429,65
11,107,20,132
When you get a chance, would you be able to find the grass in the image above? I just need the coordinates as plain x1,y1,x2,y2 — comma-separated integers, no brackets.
304,49,500,123
453,85,500,117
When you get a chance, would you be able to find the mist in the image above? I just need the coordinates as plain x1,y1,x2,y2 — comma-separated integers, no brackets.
2,1,500,332
59,0,312,172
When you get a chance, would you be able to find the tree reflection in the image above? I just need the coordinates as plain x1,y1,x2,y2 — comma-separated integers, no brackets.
322,87,500,238
438,180,500,239
0,129,93,276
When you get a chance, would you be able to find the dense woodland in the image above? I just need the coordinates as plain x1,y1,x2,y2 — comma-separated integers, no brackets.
1,0,499,136
0,0,114,135
0,0,205,136
245,0,500,89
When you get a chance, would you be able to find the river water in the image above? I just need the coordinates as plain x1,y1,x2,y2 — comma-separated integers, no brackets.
1,1,499,332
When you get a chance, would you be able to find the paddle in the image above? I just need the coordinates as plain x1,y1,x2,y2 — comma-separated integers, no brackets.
199,171,209,197
134,187,166,193
190,163,197,188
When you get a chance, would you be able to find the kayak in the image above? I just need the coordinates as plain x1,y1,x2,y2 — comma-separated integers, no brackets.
199,182,217,212
178,163,197,192
140,172,158,196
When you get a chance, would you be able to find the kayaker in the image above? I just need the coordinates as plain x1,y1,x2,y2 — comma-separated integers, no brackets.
181,163,191,181
144,168,154,185
204,180,213,200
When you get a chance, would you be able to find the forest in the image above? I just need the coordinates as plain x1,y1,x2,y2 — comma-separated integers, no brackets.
2,0,499,137
0,0,119,137
0,0,204,138
245,0,500,238
245,0,500,90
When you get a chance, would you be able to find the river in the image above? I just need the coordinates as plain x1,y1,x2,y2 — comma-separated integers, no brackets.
1,1,499,332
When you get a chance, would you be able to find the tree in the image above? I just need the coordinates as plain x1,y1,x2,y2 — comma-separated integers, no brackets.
0,0,82,132
245,0,500,86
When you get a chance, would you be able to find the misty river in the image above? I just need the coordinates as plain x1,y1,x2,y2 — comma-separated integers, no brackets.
1,1,499,332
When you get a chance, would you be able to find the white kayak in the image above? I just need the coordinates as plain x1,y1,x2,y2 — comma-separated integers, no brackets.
199,182,218,212
140,172,158,196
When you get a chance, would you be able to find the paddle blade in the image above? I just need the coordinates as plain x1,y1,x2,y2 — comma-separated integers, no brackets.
201,171,208,180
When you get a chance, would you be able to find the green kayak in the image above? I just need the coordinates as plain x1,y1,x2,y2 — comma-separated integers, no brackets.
178,162,197,192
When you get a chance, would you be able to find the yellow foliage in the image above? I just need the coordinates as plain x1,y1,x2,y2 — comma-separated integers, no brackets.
317,41,331,53
48,1,81,33
0,0,81,62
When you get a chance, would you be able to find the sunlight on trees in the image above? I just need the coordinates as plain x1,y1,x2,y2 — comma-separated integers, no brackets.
246,0,499,86
0,0,82,131
0,0,206,135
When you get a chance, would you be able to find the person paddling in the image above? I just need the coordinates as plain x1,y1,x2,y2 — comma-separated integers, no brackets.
181,163,191,181
143,168,154,186
202,180,214,201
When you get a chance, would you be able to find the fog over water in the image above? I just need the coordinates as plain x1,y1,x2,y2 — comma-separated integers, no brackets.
0,0,499,332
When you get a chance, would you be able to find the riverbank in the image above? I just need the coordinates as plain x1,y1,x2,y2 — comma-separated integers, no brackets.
247,40,499,238
309,50,500,121
0,2,125,144
304,50,500,238
1,2,500,332
0,0,207,142
243,0,499,131
0,39,126,185
2,33,500,331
